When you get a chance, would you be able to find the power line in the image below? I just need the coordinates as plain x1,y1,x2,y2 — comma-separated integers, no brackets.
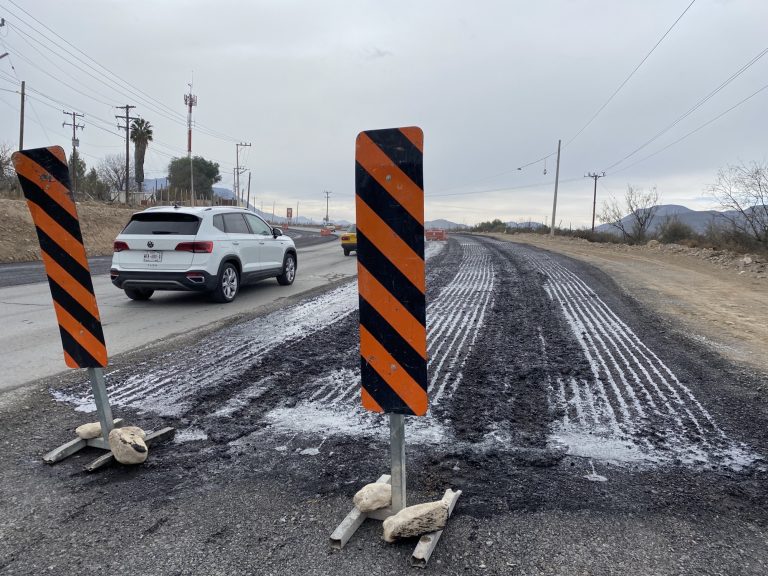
602,45,768,172
426,177,583,198
609,81,768,175
2,0,243,143
429,1,696,197
564,0,698,148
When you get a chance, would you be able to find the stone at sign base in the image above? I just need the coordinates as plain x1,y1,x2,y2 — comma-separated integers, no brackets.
120,426,147,440
108,428,148,465
382,489,458,543
75,420,120,439
353,482,392,512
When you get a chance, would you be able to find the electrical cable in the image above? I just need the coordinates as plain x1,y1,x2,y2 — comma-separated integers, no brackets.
564,0,698,148
426,177,583,198
603,45,768,172
609,81,768,175
2,0,242,142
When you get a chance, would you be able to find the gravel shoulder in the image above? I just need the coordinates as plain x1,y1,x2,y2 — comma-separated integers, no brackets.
486,232,768,377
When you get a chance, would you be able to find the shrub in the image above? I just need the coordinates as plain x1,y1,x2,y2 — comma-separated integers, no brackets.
657,216,697,244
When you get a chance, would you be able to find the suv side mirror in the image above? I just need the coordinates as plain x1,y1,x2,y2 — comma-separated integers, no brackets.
272,227,283,238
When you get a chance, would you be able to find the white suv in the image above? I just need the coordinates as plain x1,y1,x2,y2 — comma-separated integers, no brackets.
110,206,297,303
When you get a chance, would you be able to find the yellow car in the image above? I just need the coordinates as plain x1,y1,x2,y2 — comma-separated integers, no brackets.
341,226,357,256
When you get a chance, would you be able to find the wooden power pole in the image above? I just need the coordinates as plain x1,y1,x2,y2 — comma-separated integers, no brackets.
116,105,137,205
63,110,84,199
549,139,561,237
586,172,606,233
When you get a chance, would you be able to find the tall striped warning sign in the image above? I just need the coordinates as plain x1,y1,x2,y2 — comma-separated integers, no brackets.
12,146,108,368
332,128,461,564
355,127,427,416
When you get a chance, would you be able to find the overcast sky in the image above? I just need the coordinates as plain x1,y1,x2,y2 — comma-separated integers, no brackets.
1,0,766,226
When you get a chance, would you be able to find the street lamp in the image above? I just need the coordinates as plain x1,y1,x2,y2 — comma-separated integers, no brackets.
0,53,8,60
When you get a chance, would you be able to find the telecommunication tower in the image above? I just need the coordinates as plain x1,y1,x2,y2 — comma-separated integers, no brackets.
184,81,198,204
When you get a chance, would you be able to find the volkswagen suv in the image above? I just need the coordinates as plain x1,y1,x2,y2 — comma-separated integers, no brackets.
110,206,297,303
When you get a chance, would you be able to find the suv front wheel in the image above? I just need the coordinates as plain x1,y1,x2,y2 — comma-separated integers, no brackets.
211,262,239,303
277,253,296,286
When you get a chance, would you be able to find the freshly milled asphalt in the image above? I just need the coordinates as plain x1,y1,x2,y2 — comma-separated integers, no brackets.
0,235,765,575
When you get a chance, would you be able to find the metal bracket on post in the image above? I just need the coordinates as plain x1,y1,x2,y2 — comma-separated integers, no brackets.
329,416,461,568
41,367,175,471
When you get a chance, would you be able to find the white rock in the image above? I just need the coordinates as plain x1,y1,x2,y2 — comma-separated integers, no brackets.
75,422,102,439
382,489,458,542
743,256,753,265
353,483,391,512
119,426,147,440
108,428,148,465
75,420,124,439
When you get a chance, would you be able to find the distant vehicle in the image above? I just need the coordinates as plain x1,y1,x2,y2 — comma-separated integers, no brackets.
110,206,297,303
341,226,357,256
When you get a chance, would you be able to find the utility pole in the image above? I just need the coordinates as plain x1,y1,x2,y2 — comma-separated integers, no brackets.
296,201,299,222
18,80,24,150
235,142,251,207
116,105,137,205
323,190,332,225
62,110,84,199
550,139,561,237
586,171,606,233
246,171,251,210
184,81,197,205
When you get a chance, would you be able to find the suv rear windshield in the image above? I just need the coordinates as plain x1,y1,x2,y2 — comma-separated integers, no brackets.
122,213,201,235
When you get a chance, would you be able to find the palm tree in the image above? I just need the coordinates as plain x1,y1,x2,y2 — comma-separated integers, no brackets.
130,118,153,200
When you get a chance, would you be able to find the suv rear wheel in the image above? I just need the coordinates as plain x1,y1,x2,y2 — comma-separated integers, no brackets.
277,253,296,286
211,262,239,303
124,287,154,301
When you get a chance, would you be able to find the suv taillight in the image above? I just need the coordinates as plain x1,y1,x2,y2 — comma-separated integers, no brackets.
175,241,213,253
113,241,129,252
341,235,350,241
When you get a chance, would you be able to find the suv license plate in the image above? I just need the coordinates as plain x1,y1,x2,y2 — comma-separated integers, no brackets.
143,251,162,263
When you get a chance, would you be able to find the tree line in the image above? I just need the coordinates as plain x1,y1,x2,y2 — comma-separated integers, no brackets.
471,160,767,254
1,117,221,204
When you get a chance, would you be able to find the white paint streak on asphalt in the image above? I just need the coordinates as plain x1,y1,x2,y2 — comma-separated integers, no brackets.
530,252,757,468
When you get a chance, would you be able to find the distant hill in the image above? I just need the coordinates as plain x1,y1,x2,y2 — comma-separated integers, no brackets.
426,219,467,230
595,204,738,235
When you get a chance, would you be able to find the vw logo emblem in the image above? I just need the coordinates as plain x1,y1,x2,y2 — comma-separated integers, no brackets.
147,241,154,248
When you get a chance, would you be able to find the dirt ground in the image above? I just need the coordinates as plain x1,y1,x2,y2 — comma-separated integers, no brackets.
0,199,136,263
487,232,768,377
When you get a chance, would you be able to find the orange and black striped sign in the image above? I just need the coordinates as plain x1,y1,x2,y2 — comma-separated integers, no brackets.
12,146,108,369
356,127,427,416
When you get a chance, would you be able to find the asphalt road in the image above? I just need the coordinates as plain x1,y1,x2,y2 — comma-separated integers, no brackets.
0,232,345,391
0,235,765,575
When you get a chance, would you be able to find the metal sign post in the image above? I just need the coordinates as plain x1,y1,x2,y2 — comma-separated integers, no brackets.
88,367,115,447
12,146,173,470
390,413,406,511
329,128,461,567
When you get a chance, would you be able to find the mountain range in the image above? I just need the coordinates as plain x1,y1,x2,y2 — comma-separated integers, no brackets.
595,204,741,235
